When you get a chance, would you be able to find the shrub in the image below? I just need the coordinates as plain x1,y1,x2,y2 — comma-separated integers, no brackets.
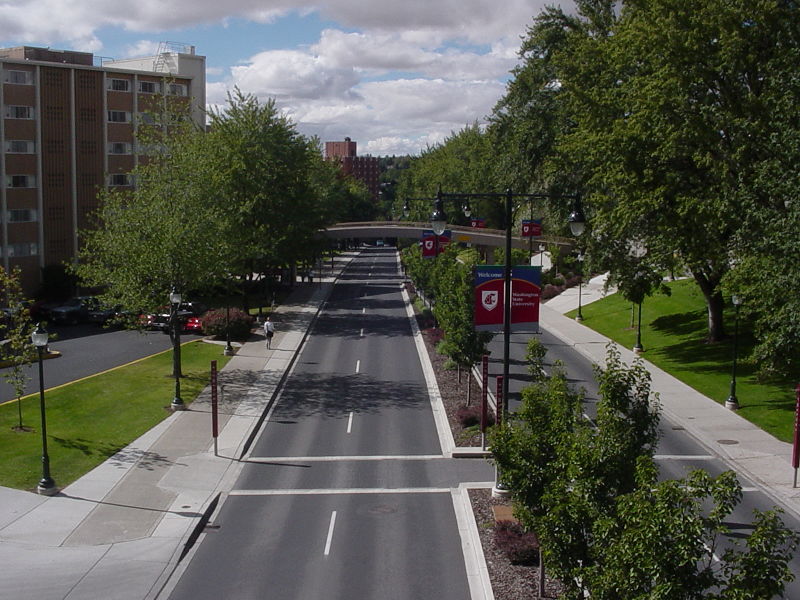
541,283,565,301
200,308,254,340
456,404,495,428
494,521,539,565
525,338,548,381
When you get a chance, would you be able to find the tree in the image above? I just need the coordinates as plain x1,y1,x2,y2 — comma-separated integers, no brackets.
73,102,231,324
0,266,34,430
556,0,800,342
206,90,335,287
589,465,798,599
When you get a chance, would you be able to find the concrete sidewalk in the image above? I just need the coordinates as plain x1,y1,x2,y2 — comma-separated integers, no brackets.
0,252,359,600
542,278,800,522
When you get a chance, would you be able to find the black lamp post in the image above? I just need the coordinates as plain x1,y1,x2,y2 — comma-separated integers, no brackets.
169,288,185,410
726,295,743,410
31,323,56,495
224,305,235,356
576,253,585,322
633,301,644,354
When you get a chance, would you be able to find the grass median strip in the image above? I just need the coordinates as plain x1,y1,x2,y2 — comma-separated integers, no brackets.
0,340,232,491
566,279,795,442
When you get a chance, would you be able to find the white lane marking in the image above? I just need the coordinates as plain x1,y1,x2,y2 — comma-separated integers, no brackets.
360,328,364,338
246,455,443,463
231,487,453,496
324,511,337,556
355,360,360,373
654,455,715,461
347,411,354,433
362,307,366,314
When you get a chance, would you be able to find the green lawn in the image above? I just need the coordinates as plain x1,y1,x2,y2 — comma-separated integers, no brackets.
567,279,796,443
0,340,232,491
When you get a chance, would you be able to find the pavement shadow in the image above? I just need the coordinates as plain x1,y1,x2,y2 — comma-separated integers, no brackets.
269,371,429,420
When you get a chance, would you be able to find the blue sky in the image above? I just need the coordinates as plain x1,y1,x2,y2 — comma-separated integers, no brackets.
0,1,572,155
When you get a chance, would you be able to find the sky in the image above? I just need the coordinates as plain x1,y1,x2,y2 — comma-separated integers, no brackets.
0,0,574,156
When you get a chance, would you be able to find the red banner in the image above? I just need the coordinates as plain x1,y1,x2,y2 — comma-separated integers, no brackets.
511,266,541,332
421,230,451,258
521,219,542,238
471,217,486,228
474,266,505,331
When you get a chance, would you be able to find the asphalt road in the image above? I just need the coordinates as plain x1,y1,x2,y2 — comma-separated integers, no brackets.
0,323,176,403
168,248,494,600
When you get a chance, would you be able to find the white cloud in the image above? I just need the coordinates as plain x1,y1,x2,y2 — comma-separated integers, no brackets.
0,0,575,155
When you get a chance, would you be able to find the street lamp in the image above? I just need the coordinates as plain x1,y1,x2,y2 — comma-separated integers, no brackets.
31,323,56,495
726,294,743,410
633,301,644,354
568,196,586,236
430,195,448,236
224,305,235,356
576,253,585,322
169,288,185,410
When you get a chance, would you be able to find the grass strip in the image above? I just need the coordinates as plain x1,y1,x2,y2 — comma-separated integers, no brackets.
566,279,795,442
0,340,232,491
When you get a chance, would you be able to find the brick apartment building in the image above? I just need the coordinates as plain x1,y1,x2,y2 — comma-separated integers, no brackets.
0,43,205,294
324,137,380,204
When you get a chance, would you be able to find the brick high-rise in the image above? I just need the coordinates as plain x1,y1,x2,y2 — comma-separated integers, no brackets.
324,137,380,204
0,44,205,293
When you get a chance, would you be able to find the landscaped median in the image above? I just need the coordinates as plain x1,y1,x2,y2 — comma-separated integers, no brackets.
0,340,232,491
565,278,796,442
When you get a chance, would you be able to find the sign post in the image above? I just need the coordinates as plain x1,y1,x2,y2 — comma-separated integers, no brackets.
481,354,489,449
211,360,218,457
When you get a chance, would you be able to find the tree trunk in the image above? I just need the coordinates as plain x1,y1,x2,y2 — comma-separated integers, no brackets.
693,271,726,342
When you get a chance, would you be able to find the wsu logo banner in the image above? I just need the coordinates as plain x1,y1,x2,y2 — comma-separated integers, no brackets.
473,265,542,332
474,266,505,331
421,230,451,258
521,219,542,238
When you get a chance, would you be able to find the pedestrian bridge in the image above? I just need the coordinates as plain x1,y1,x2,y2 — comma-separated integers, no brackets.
322,221,575,249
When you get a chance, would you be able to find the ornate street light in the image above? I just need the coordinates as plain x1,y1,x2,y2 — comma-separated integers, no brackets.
430,195,448,236
31,323,56,495
169,288,185,410
567,196,586,236
726,295,743,410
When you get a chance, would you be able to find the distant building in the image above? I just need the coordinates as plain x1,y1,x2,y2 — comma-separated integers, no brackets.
0,43,205,293
324,137,380,204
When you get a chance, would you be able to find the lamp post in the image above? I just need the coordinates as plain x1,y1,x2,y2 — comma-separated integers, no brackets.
726,295,743,410
224,305,235,356
434,188,581,497
31,323,56,495
576,253,585,322
169,288,185,410
633,301,644,354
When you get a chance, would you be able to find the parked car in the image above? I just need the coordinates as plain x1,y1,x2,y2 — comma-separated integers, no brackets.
142,302,207,333
88,302,123,326
50,296,99,325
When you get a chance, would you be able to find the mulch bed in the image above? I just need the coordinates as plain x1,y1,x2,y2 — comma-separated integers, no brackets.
413,289,564,599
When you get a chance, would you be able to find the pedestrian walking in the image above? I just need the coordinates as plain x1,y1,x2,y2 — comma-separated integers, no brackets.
264,316,275,349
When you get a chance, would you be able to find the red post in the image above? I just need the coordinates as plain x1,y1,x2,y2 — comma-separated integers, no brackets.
496,375,504,428
481,355,489,433
793,384,800,486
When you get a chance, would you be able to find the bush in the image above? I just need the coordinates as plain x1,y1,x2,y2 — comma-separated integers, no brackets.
541,283,565,301
456,404,495,428
494,521,540,565
200,308,254,340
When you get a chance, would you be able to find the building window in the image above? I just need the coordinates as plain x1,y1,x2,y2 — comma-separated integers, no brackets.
7,209,37,223
4,70,33,85
138,80,160,94
5,105,34,119
167,83,187,96
6,175,36,188
107,78,130,92
108,173,132,187
5,140,34,154
107,110,130,123
3,243,39,258
137,112,157,126
108,142,132,155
